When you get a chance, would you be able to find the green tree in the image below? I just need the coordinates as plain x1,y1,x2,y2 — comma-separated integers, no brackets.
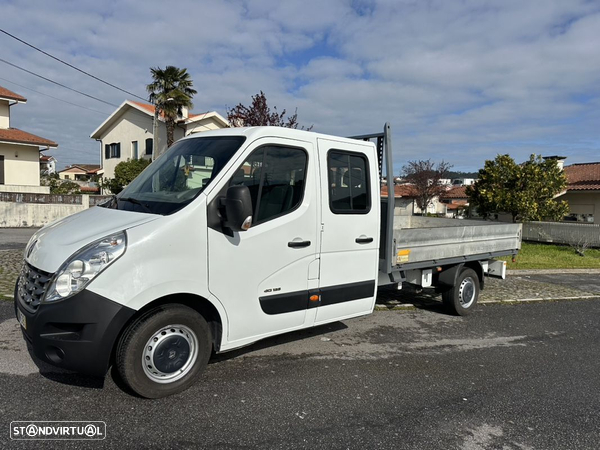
103,158,151,194
467,154,569,222
227,91,313,130
146,66,197,150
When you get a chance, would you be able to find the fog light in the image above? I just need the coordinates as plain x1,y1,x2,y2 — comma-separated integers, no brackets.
45,346,65,364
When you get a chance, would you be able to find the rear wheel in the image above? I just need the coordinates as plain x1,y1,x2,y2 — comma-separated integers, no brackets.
442,268,479,316
116,304,212,398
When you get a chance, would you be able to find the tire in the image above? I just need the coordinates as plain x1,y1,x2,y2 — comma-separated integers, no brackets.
116,304,212,398
442,268,479,316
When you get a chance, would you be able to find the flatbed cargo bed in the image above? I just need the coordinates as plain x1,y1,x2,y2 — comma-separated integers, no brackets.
390,216,521,270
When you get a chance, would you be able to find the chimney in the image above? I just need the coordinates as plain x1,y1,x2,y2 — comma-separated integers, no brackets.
180,106,189,119
543,156,566,171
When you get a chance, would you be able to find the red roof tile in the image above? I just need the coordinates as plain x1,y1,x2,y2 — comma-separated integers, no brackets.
440,186,468,199
0,128,57,147
564,163,600,191
0,86,27,102
60,164,101,174
381,184,418,198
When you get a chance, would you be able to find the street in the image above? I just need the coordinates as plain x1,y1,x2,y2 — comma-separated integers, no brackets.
2,298,600,449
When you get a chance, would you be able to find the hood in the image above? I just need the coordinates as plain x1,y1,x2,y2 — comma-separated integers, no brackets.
25,206,160,273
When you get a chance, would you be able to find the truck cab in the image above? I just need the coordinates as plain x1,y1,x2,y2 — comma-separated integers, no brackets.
15,127,381,398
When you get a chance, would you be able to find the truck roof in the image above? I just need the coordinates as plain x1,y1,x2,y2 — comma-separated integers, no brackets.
180,126,375,148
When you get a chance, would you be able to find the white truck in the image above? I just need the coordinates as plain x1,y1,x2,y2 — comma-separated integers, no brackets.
15,124,521,398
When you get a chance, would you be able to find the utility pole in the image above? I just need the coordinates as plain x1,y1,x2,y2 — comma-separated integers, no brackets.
152,104,159,161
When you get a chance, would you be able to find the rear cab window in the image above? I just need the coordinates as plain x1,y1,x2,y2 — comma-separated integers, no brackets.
327,150,371,214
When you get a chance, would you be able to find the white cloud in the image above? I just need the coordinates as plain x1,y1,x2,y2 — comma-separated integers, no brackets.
0,0,599,172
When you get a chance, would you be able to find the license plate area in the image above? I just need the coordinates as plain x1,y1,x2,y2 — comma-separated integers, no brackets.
18,309,27,330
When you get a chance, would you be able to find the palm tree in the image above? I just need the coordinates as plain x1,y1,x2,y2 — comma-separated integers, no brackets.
146,66,197,151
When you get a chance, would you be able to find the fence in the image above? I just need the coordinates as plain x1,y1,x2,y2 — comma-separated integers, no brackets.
522,221,600,248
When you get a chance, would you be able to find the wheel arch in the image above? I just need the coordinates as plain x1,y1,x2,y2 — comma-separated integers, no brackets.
111,293,225,369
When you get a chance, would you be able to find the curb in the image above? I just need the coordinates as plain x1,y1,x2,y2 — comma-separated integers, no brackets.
507,269,600,275
375,295,600,311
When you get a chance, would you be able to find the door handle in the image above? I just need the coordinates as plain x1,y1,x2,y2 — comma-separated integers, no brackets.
355,237,374,244
288,240,311,248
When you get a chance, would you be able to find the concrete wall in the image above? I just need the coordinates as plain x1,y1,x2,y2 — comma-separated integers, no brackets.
0,143,40,186
0,185,50,194
0,195,89,227
0,101,9,128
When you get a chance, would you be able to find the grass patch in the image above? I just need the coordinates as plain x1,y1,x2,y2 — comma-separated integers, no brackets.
500,242,600,270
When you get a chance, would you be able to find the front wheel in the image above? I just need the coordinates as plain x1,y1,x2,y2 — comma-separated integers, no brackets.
116,304,212,398
442,268,479,316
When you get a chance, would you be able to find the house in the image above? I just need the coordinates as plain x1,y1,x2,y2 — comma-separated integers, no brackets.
57,164,103,194
40,154,56,175
0,86,57,193
560,162,600,223
381,185,417,216
439,186,469,218
58,164,103,181
90,100,229,179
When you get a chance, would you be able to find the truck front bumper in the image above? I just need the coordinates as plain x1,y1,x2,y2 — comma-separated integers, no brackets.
14,285,136,377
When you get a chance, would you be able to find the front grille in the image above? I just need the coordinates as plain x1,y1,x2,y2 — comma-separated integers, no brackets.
17,263,53,313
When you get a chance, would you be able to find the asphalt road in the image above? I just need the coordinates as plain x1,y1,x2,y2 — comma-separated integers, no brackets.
0,228,38,250
1,299,600,449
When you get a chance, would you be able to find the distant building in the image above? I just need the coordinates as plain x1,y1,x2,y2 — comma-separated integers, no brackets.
90,100,229,179
0,85,57,193
560,162,600,223
58,164,103,181
451,178,475,186
40,154,56,175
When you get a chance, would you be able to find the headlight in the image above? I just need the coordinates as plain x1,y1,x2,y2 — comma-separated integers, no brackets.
44,231,127,303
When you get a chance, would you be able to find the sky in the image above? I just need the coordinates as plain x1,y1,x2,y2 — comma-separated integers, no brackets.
1,0,600,173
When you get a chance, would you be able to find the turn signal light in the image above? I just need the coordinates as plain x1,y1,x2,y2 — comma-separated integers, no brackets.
309,295,320,302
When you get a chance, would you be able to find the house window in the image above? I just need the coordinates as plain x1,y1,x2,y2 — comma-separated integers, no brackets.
104,142,121,159
64,175,70,180
0,155,4,185
145,138,153,155
132,141,138,159
327,150,371,214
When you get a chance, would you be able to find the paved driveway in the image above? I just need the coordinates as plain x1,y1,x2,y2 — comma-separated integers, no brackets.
1,299,600,449
524,273,600,294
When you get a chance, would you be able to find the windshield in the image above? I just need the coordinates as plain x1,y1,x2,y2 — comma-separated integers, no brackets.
102,136,246,215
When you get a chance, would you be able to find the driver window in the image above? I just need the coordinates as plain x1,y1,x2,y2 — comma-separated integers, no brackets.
229,146,307,225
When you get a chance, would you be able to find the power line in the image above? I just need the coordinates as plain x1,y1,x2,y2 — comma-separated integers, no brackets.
0,28,148,102
0,58,118,107
0,76,111,115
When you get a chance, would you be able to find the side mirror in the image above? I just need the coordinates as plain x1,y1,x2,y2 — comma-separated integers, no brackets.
225,185,253,231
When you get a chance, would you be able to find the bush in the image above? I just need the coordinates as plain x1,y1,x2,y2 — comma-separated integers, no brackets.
103,158,151,194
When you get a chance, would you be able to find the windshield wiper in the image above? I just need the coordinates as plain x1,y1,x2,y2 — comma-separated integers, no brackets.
119,197,152,213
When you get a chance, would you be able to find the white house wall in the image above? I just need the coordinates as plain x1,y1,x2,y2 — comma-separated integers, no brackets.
560,191,599,223
0,102,9,129
185,117,226,135
100,108,186,179
0,143,40,187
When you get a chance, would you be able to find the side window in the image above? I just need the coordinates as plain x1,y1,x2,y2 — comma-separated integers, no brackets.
328,150,370,214
230,146,307,225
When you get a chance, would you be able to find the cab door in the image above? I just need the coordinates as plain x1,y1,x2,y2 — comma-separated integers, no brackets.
207,137,320,345
315,138,379,324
